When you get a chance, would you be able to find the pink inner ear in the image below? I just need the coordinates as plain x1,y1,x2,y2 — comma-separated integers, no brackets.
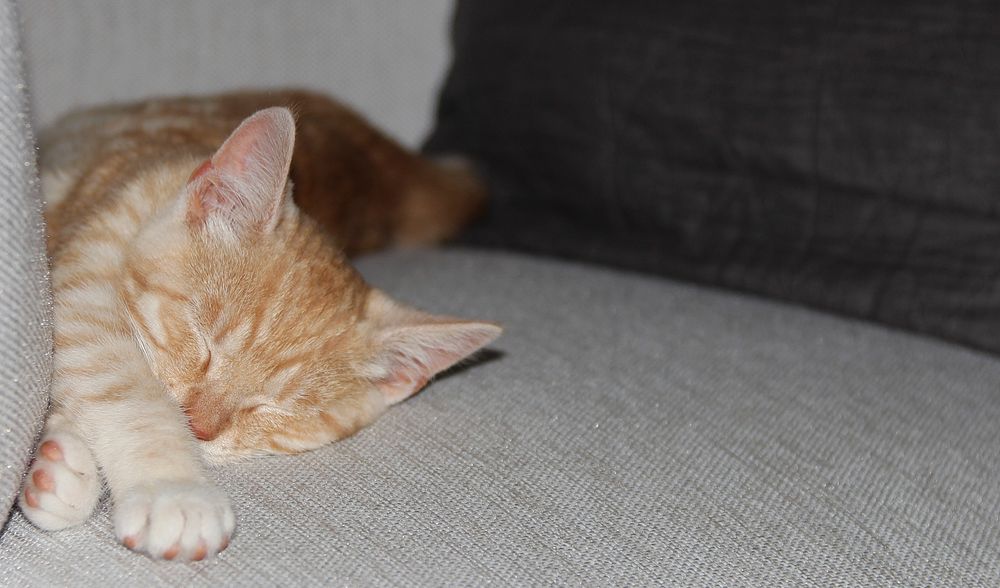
363,290,502,406
376,343,458,405
185,107,295,233
211,112,280,174
378,369,431,406
373,322,503,406
187,159,213,183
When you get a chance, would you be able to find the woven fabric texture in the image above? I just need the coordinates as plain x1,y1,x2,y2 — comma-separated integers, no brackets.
426,0,1000,355
1,249,998,586
17,0,453,147
0,0,51,532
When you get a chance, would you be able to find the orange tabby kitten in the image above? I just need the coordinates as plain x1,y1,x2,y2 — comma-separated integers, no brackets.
18,91,501,561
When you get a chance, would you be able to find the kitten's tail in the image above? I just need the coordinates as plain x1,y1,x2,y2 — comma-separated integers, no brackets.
393,155,488,247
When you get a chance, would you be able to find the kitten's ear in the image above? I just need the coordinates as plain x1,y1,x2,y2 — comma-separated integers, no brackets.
362,289,502,406
185,107,295,235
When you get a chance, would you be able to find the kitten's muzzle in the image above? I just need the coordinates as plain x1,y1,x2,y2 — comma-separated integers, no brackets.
181,386,230,441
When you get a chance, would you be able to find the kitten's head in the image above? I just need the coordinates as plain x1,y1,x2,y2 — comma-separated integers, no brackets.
121,108,501,461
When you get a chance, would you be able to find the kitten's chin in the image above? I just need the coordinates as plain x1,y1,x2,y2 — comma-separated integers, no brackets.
197,442,261,465
198,436,310,463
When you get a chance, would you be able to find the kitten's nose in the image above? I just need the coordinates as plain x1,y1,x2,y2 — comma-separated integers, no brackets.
182,389,227,441
188,417,218,441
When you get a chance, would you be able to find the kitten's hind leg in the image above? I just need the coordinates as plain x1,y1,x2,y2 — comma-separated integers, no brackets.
18,413,101,530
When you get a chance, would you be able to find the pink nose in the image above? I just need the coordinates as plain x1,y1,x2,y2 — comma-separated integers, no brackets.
189,418,218,441
182,401,225,441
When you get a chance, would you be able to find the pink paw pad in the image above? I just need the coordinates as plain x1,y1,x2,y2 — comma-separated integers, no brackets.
23,486,39,508
18,431,100,531
39,440,63,461
114,482,235,561
32,468,55,492
192,540,208,561
162,545,180,561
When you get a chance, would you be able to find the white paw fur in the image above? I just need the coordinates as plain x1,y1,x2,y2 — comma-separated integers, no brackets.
114,482,234,561
19,431,101,531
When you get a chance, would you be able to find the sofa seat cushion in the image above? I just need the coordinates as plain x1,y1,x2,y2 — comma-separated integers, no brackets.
2,249,998,585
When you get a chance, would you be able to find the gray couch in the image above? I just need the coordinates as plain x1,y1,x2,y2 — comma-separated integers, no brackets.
2,2,999,586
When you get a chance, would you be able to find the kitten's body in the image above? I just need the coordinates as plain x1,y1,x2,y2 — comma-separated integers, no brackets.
21,91,499,561
41,90,483,255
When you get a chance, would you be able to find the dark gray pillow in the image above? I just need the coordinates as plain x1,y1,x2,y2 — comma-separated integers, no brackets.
425,0,1000,354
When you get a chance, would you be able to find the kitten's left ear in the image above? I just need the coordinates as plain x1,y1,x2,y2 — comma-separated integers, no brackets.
362,289,502,406
185,107,295,235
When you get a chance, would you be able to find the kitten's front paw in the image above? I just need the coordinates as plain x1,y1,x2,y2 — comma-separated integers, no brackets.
114,482,234,561
19,431,100,530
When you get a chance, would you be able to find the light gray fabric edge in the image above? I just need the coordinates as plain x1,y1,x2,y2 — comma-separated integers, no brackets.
0,0,51,533
1,248,998,587
16,0,455,148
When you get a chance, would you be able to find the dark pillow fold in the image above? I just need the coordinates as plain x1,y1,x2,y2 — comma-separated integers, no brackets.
425,0,1000,354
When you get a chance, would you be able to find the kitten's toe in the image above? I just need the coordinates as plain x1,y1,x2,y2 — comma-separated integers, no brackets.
18,433,100,530
114,482,234,561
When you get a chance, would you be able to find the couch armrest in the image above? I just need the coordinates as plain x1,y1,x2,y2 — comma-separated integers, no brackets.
0,0,52,529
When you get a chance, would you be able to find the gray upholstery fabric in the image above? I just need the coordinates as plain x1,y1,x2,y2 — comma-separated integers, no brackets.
0,0,51,531
5,2,999,584
2,249,998,586
17,0,453,147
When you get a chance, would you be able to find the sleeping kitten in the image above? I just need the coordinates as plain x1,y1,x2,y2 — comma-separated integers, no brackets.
18,91,501,561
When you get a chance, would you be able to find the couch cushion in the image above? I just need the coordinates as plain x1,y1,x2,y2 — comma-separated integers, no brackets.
425,0,1000,356
2,249,999,585
0,0,52,532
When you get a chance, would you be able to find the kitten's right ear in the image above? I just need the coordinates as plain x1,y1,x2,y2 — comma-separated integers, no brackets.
185,107,295,236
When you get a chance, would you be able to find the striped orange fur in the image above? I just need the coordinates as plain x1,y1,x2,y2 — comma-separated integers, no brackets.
19,91,501,561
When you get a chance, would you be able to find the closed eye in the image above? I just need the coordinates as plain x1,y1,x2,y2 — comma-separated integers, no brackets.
199,347,212,375
197,334,213,376
242,404,294,418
